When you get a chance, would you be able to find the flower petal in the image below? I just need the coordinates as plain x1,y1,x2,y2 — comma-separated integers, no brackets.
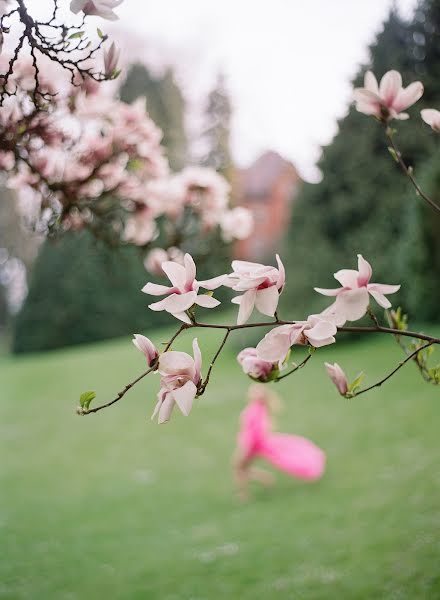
334,288,369,322
379,70,402,105
255,285,279,317
162,261,187,290
314,286,342,297
275,254,285,289
237,289,256,325
158,393,175,424
195,295,221,308
171,311,192,324
357,254,372,287
364,71,379,94
159,350,194,376
142,282,174,296
184,253,196,289
171,380,197,416
304,320,337,348
192,338,202,383
198,274,228,290
160,291,197,313
393,81,423,113
333,269,359,289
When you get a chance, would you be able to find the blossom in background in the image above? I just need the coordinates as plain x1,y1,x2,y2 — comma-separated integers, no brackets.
314,254,400,326
237,347,275,380
220,207,254,242
152,339,202,424
226,255,285,325
354,70,423,121
256,314,337,363
103,42,120,77
144,247,184,277
176,166,230,228
132,334,158,367
325,362,349,396
421,108,440,133
143,253,225,323
70,0,123,20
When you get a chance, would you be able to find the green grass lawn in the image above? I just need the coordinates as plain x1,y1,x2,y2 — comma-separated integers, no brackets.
1,325,440,599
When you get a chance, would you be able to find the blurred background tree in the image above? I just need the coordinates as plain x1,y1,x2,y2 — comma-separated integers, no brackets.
281,1,440,321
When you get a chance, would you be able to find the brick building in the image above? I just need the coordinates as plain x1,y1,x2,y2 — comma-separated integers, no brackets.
235,151,301,261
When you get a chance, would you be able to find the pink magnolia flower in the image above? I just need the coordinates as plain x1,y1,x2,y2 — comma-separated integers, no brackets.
226,255,285,325
103,42,120,77
325,362,349,396
70,0,123,20
421,108,440,133
256,314,337,363
152,339,202,424
237,347,275,380
132,334,158,367
142,253,225,324
314,254,400,326
220,207,254,242
354,70,423,121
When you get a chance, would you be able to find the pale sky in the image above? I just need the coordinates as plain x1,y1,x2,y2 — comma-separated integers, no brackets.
37,0,419,180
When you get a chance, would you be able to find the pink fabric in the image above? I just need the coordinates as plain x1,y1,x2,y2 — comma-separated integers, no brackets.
237,400,325,481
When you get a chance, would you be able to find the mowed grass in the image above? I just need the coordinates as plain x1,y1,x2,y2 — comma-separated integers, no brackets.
1,325,440,599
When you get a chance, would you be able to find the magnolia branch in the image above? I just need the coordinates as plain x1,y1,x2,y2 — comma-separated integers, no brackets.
385,126,440,214
353,341,434,398
77,313,440,416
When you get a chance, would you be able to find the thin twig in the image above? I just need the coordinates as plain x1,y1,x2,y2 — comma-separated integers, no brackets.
276,353,312,381
82,365,156,415
354,341,434,397
199,329,231,394
385,127,440,214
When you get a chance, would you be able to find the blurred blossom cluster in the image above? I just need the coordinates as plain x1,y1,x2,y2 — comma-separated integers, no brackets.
0,57,253,268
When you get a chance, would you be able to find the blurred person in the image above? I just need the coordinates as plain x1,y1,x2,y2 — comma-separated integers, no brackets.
233,385,325,500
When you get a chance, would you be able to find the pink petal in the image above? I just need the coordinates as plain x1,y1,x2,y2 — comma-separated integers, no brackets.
159,350,194,376
171,311,192,324
255,285,279,317
421,108,440,131
334,287,369,322
171,380,197,416
333,269,359,289
367,283,400,309
379,70,402,106
314,286,342,297
184,253,196,288
353,89,381,115
148,298,168,311
304,320,337,348
393,81,423,113
195,295,221,308
232,276,271,291
160,291,197,313
192,338,202,383
199,274,228,290
256,324,300,363
364,71,379,94
275,254,285,289
158,393,175,424
162,261,186,290
237,289,257,325
231,260,265,273
142,282,174,296
320,302,347,327
231,296,242,305
357,254,372,287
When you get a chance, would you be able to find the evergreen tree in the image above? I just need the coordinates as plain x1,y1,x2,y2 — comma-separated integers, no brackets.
120,64,187,170
282,5,440,320
200,74,234,180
